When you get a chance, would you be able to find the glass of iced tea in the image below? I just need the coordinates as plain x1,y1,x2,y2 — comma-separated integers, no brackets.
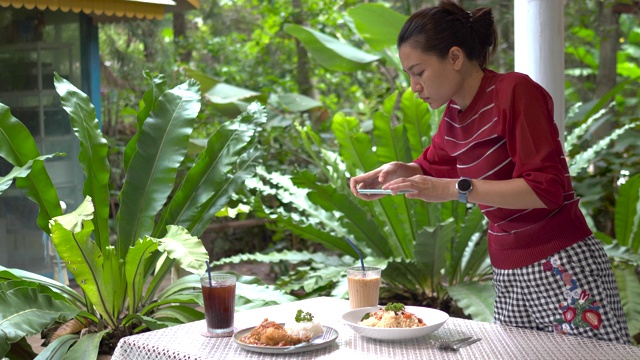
347,266,381,309
200,273,236,337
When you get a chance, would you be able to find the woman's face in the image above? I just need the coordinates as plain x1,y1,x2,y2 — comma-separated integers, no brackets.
399,44,464,109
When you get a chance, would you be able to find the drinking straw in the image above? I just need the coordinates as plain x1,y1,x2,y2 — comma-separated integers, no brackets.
205,260,212,286
345,237,365,272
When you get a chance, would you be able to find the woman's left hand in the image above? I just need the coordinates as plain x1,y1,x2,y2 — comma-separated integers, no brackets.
384,175,456,203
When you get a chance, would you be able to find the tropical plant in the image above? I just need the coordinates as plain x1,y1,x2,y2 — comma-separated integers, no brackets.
0,72,296,358
592,172,640,343
227,88,494,321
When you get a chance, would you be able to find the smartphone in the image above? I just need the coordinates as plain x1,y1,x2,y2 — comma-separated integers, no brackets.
357,189,414,195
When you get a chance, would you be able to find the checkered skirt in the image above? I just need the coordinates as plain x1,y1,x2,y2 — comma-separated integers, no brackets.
492,235,631,344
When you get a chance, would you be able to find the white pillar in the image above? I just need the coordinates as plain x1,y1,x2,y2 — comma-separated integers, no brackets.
514,0,565,140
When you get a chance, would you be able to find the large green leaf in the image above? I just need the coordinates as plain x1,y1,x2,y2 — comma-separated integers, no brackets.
117,79,201,256
155,104,265,237
399,89,434,158
383,259,431,296
447,282,495,322
275,93,322,112
124,72,168,171
0,103,62,233
0,287,79,355
0,154,59,194
333,112,377,176
347,3,407,51
204,82,267,118
284,24,380,72
153,225,208,275
188,146,263,237
155,273,201,301
449,207,488,282
55,73,111,251
371,108,414,257
292,171,394,258
183,68,218,93
0,280,69,305
152,305,204,324
416,219,455,293
49,197,116,327
0,267,84,308
613,265,640,338
34,334,79,360
615,173,640,252
102,245,125,321
125,237,159,313
63,329,109,360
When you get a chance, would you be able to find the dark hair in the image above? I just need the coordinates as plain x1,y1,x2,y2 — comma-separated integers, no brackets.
397,0,498,69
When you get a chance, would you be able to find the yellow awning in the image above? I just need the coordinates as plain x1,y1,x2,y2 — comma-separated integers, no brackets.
0,0,199,20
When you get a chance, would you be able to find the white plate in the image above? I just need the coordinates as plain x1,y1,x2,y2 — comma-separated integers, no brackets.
233,324,338,354
342,306,448,341
357,189,414,195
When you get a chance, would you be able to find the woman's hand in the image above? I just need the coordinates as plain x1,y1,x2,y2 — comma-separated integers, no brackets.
384,175,457,202
350,162,423,200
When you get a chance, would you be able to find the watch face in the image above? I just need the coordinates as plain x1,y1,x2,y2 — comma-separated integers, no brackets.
457,178,472,192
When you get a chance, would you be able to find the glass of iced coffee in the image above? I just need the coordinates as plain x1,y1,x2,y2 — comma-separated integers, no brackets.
200,273,236,337
347,266,381,309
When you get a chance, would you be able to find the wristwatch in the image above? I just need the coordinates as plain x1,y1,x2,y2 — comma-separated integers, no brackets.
456,177,473,203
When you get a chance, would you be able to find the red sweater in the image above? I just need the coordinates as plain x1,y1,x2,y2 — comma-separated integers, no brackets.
414,69,592,270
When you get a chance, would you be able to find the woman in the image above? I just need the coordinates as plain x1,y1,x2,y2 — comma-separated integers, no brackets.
349,0,630,344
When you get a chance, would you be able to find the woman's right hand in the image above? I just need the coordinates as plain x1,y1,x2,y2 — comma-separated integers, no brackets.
349,162,423,200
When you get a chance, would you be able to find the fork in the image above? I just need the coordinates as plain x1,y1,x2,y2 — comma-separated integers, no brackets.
436,337,482,351
284,327,335,352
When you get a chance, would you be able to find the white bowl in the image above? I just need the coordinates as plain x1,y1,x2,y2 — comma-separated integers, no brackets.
342,306,449,341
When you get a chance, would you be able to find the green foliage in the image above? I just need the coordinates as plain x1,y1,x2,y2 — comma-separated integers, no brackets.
283,24,380,71
0,73,281,357
447,282,495,322
615,174,640,252
247,89,491,315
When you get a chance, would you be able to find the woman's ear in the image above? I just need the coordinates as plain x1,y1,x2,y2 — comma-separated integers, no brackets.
449,46,464,70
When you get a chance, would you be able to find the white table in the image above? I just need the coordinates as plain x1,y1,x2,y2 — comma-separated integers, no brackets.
112,297,640,359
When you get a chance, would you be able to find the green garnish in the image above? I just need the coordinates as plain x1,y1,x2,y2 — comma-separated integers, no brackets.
384,302,405,312
295,309,314,323
360,312,371,321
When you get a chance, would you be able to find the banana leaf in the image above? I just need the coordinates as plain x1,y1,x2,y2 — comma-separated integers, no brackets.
347,3,408,52
0,104,62,233
283,24,380,72
117,79,201,256
55,73,111,252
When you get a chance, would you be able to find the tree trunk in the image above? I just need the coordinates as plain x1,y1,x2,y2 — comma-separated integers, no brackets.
291,0,317,99
592,1,619,139
173,12,193,64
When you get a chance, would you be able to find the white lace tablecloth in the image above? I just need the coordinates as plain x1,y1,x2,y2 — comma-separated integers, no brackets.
112,297,640,360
